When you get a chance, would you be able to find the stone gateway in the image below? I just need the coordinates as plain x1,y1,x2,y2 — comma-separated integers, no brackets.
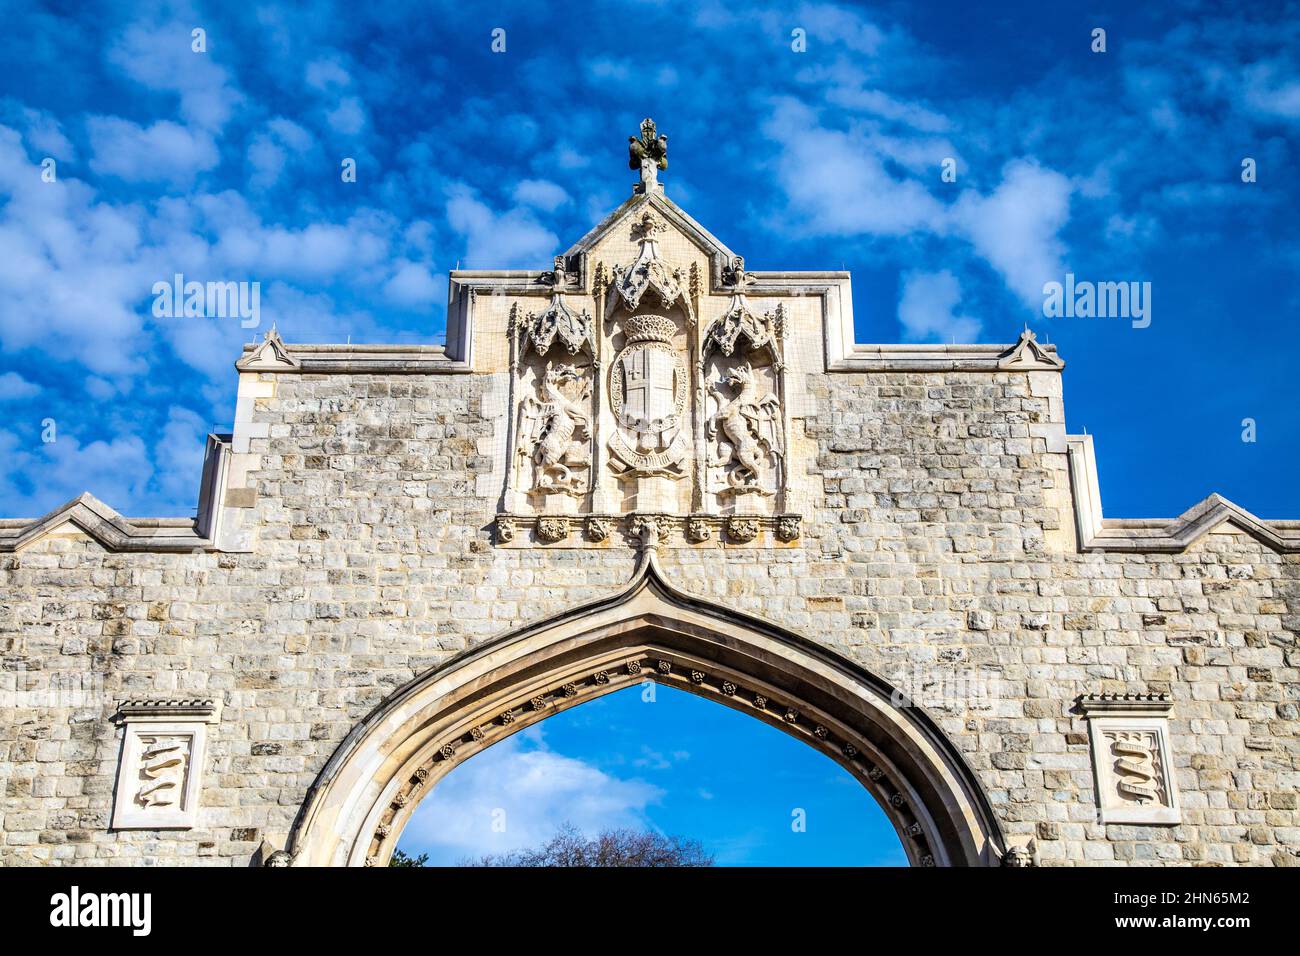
1,121,1297,867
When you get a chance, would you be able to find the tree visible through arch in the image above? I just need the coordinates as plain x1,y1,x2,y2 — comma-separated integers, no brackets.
287,554,1005,867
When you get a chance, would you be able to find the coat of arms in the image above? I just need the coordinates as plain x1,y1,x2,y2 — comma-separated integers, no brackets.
607,313,688,478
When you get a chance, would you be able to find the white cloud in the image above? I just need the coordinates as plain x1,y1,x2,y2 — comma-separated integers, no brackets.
305,58,352,92
950,160,1071,307
247,118,315,189
0,371,40,400
87,117,220,187
512,179,569,212
897,270,980,343
398,727,663,865
0,427,153,515
446,185,558,268
763,98,946,236
326,97,367,136
107,21,243,131
1241,61,1300,121
154,405,208,506
383,260,440,308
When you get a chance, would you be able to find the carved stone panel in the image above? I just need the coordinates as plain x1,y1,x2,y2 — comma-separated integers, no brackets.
494,196,802,546
701,297,788,512
1080,695,1180,825
514,364,593,497
111,700,219,830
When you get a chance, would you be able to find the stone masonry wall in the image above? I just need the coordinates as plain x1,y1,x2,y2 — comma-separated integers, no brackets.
1,366,1296,865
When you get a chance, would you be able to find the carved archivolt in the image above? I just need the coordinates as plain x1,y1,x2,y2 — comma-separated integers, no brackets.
286,557,1005,867
361,652,939,869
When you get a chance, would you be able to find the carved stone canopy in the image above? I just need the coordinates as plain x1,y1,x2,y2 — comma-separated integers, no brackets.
513,293,594,360
610,210,693,321
703,298,785,370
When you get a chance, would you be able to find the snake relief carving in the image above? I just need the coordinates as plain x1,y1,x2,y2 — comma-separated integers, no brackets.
1108,732,1161,804
135,736,189,809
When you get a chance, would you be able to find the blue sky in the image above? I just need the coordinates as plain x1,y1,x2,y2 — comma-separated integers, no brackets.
397,684,905,866
1,0,1297,520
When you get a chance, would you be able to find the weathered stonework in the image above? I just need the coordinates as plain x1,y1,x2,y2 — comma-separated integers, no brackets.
1,127,1298,866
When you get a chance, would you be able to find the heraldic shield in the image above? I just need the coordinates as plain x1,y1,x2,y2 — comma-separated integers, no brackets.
607,313,689,478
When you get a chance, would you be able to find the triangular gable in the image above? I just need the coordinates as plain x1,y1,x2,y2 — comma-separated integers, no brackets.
1,492,130,552
564,190,737,267
236,328,301,371
998,329,1064,370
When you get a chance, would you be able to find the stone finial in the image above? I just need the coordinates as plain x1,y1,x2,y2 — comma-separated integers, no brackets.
628,117,668,193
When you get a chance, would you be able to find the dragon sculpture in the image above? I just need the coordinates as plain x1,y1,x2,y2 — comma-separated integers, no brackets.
708,363,782,489
518,365,591,494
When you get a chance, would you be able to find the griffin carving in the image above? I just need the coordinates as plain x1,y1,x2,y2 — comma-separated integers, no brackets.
517,365,591,494
708,363,782,489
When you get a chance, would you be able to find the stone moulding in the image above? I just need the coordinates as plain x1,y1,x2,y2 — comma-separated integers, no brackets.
1067,434,1300,553
115,698,222,722
493,512,802,547
285,551,1006,867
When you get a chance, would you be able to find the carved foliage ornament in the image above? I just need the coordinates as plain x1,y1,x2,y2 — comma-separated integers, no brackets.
727,516,760,543
536,516,570,543
610,210,691,318
704,299,785,369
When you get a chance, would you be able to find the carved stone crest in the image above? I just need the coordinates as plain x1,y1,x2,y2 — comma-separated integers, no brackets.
111,699,218,831
708,363,782,493
608,315,688,478
1079,695,1180,825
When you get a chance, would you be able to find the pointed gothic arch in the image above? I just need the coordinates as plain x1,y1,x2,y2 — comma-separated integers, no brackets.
286,555,1006,866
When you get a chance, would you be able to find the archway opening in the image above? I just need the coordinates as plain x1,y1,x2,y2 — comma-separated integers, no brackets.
286,556,1004,867
395,683,907,866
